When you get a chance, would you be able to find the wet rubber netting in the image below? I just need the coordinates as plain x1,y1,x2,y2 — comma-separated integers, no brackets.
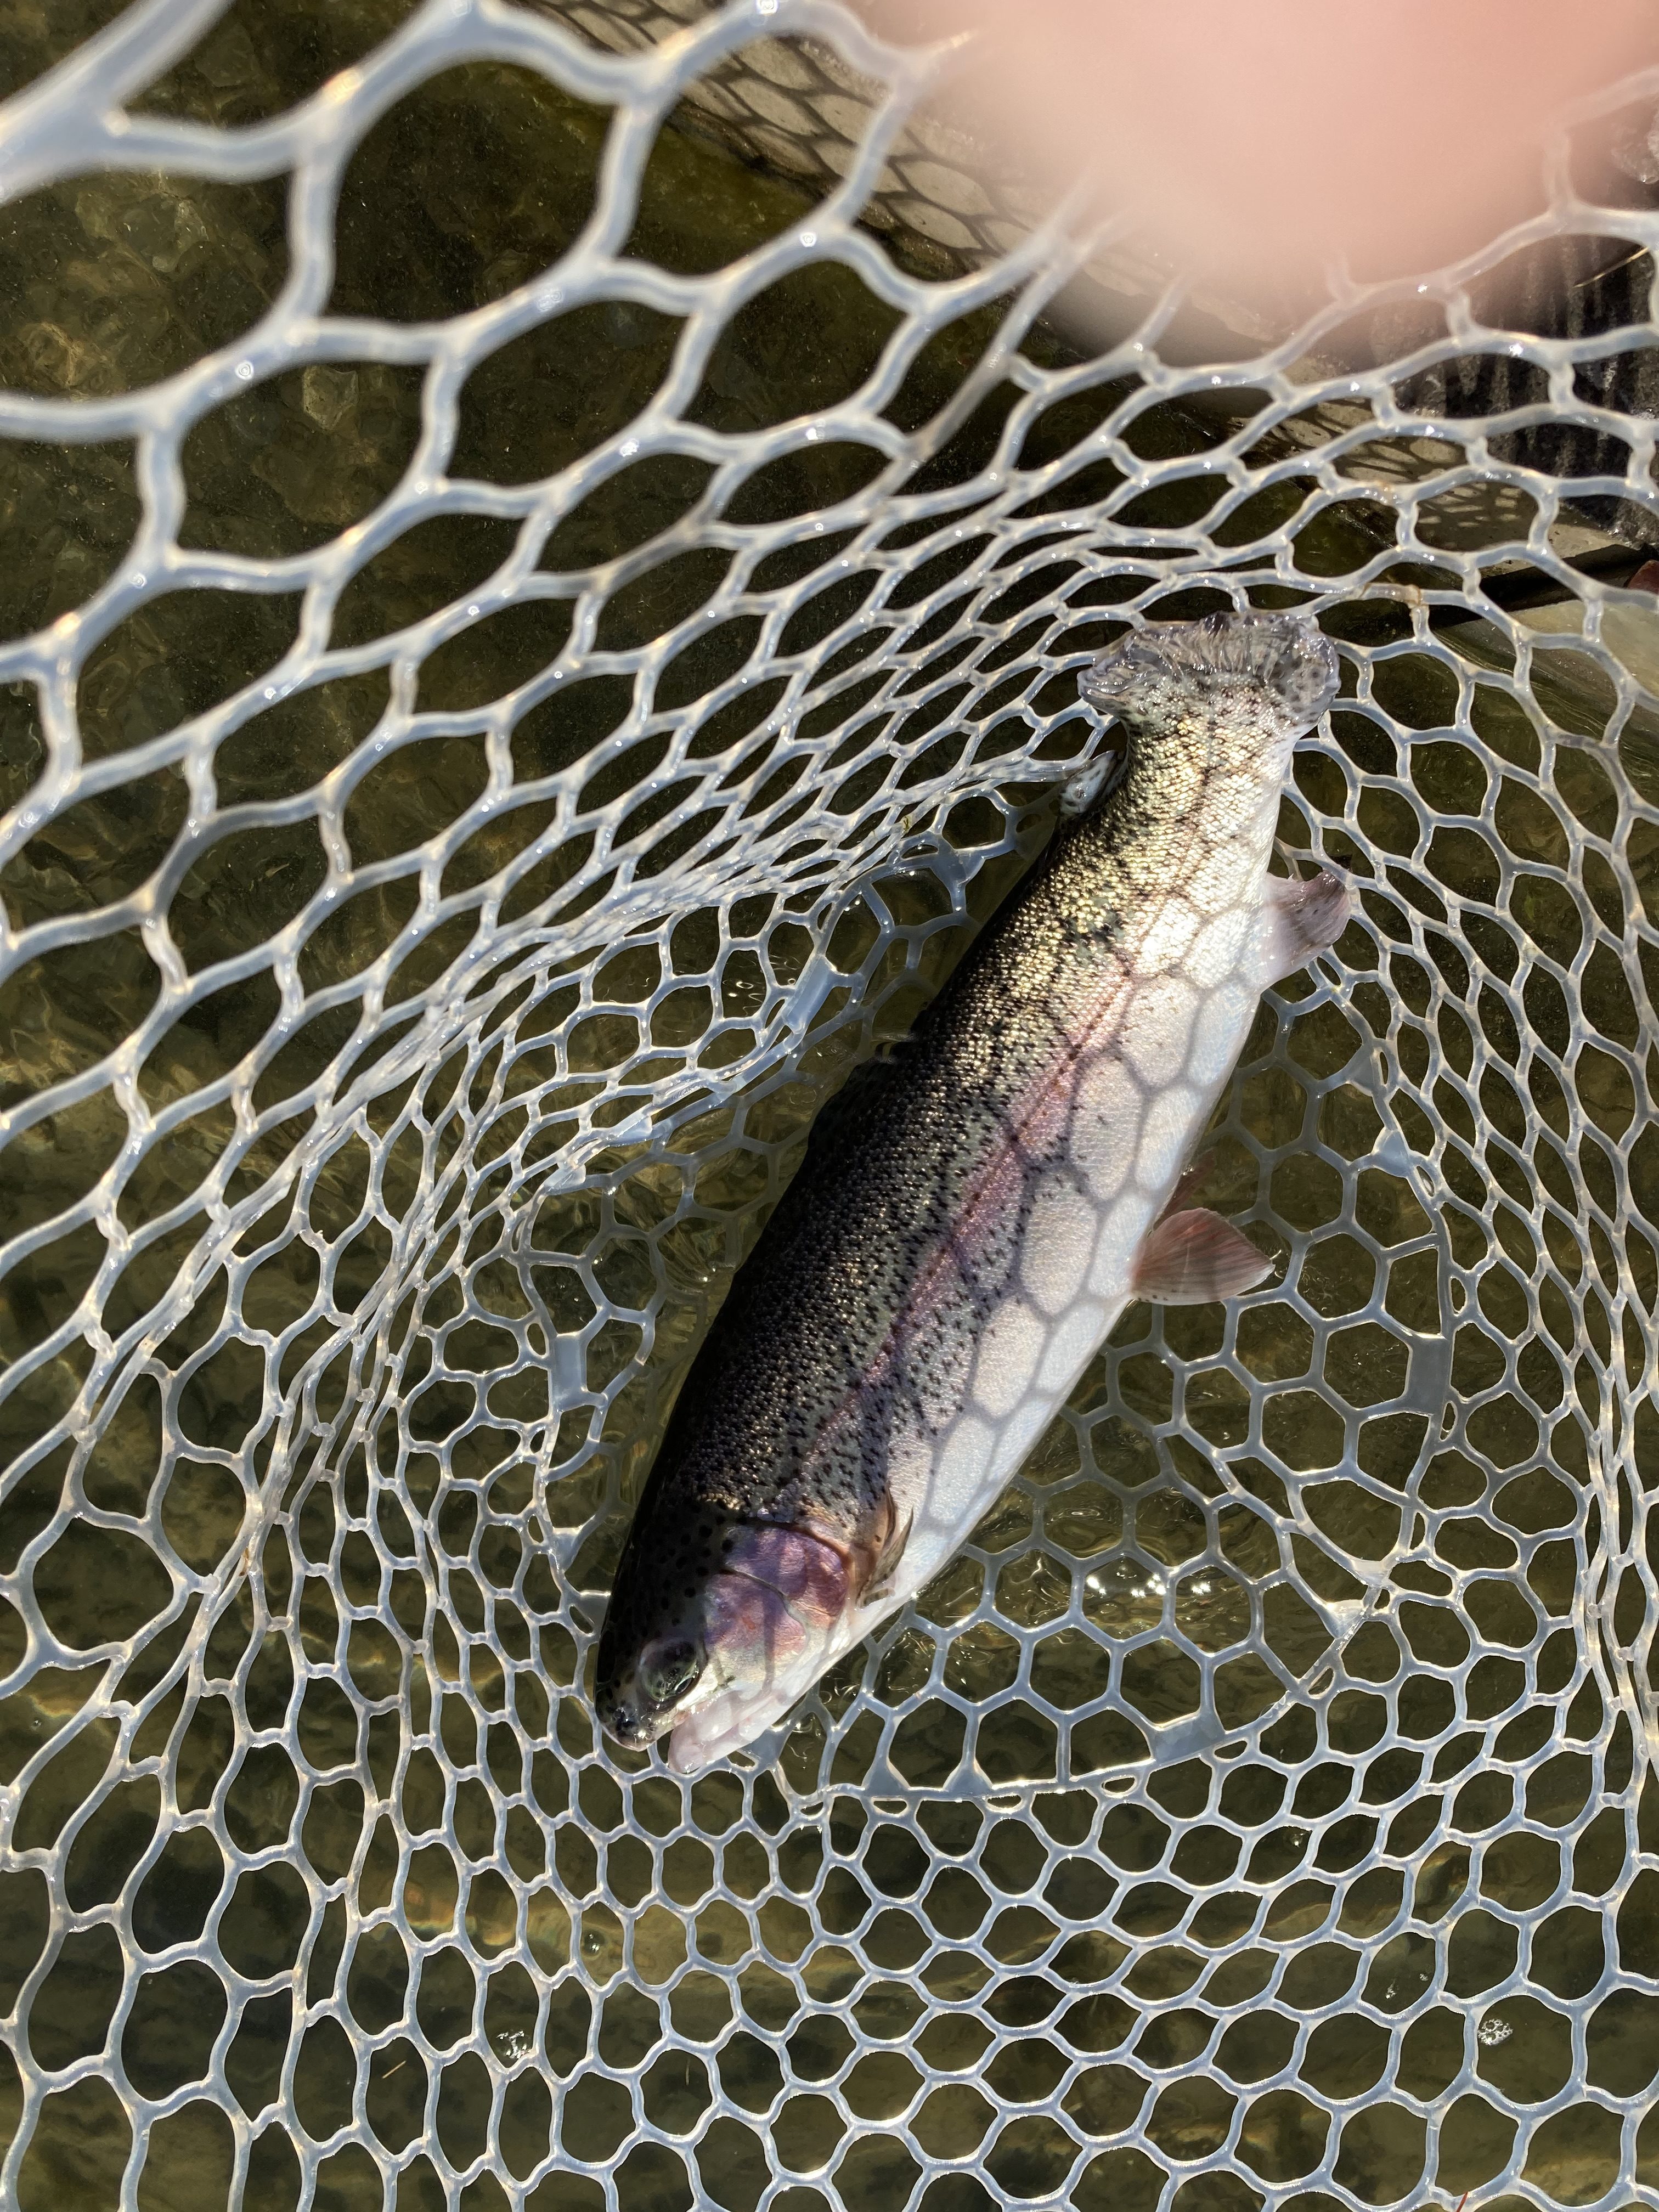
1,2,1657,2209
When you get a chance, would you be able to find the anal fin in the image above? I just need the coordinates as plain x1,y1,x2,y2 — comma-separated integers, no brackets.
1134,1207,1273,1305
1255,866,1353,986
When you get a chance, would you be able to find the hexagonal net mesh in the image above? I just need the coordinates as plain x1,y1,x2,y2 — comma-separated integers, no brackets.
1,2,1657,2209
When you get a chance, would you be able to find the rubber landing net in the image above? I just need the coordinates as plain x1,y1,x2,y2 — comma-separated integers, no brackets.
0,2,1656,2208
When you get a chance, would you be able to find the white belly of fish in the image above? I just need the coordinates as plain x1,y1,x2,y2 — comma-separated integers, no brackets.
879,958,1261,1610
840,827,1364,1658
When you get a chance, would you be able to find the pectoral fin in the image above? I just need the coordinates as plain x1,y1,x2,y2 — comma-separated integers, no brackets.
807,1490,914,1609
862,1502,913,1604
1161,1149,1216,1218
1254,867,1353,986
1134,1207,1273,1305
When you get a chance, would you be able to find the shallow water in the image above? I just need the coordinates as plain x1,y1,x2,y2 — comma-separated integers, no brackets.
1,6,1657,2211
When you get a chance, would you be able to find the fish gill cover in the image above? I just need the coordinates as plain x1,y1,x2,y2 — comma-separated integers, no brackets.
0,2,1655,2210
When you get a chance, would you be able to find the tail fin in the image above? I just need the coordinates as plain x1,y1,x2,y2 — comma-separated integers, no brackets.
1083,610,1340,737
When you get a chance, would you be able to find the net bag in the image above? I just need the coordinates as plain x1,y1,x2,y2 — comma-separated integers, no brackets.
0,2,1656,2209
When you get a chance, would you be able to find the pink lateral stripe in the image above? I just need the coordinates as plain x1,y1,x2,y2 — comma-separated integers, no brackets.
797,946,1141,1503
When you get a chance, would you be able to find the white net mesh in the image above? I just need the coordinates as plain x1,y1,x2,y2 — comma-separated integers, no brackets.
1,3,1657,2209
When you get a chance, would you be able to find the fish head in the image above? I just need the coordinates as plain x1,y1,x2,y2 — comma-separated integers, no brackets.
595,1516,851,1773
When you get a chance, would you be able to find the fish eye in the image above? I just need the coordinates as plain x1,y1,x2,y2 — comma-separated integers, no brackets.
638,1637,701,1707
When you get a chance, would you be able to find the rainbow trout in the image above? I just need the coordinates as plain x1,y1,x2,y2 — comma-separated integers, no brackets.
596,610,1347,1772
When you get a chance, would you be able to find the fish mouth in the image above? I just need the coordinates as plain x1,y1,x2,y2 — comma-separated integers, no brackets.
596,1625,711,1752
593,1667,664,1751
596,1699,657,1751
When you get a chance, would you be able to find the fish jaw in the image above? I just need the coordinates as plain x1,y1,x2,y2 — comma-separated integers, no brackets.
663,1522,853,1775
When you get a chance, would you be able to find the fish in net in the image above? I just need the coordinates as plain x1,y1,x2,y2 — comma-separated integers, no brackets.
0,2,1655,2209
